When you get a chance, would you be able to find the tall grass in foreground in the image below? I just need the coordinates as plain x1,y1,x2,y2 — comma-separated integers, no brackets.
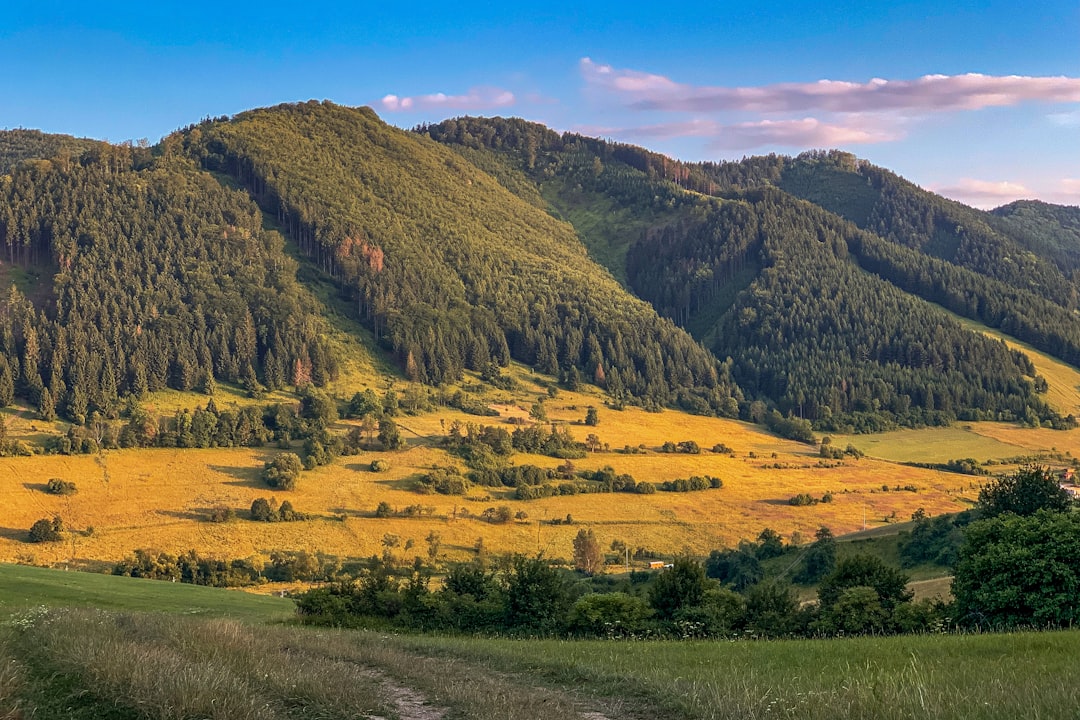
398,631,1080,720
0,608,624,720
2,608,390,719
4,607,1080,719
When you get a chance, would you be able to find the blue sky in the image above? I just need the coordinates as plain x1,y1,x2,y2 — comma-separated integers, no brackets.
2,1,1077,207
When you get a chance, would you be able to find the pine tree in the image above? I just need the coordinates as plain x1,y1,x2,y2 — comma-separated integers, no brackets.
38,387,56,421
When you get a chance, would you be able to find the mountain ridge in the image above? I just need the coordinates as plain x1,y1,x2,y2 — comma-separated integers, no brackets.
1,104,1077,433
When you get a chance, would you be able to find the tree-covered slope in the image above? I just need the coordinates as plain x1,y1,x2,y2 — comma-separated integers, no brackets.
767,151,1076,306
424,117,1063,430
991,200,1080,275
0,143,338,421
0,129,100,174
189,102,738,413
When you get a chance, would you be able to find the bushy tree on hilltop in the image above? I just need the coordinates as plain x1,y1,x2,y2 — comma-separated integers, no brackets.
977,465,1072,518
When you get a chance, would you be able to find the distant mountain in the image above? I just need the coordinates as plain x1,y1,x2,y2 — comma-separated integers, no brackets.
1,105,1075,433
424,117,1073,431
990,200,1080,275
768,151,1075,305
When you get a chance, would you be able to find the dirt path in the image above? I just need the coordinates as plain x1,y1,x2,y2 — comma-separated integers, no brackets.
361,667,448,720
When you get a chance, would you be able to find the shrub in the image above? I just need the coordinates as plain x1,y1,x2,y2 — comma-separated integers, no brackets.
251,497,277,521
660,476,721,492
417,466,468,495
480,506,512,524
45,478,77,495
374,501,393,518
264,452,302,490
370,459,390,472
28,516,63,543
208,506,235,522
278,500,302,521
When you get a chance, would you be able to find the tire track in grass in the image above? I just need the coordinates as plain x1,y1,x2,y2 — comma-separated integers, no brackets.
358,667,447,720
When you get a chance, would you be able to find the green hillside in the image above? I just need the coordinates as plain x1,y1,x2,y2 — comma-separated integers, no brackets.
190,101,739,413
0,144,339,426
424,117,1064,431
0,129,100,174
0,563,291,621
991,199,1080,274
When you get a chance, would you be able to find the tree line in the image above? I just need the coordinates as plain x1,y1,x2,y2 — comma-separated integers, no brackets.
293,465,1080,637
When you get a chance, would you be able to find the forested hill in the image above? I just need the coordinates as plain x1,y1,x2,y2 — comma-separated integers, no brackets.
0,129,101,174
187,101,739,414
1,105,1075,432
424,117,1072,431
767,152,1076,305
991,200,1080,275
0,142,337,423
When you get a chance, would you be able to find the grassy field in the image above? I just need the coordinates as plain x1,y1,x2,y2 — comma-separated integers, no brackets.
0,333,1076,578
0,563,292,622
3,602,1078,720
829,424,1024,464
0,387,977,572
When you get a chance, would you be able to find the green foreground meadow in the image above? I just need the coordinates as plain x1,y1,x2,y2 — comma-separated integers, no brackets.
1,564,1079,720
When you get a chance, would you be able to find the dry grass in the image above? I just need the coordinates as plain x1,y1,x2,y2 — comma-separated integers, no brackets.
0,608,642,720
14,361,1080,572
0,409,974,571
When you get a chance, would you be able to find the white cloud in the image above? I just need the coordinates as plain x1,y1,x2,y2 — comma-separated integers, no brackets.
581,58,1080,114
932,178,1036,208
380,86,515,112
572,116,901,150
711,118,903,149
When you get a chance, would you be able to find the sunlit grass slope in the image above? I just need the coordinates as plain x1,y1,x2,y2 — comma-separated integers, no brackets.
0,364,977,570
0,563,291,621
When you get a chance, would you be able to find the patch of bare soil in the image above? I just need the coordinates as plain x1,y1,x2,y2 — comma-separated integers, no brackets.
361,667,448,720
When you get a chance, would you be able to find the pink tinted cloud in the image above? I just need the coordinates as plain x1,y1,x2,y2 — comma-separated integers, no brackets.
580,58,1080,113
380,86,515,112
935,178,1080,208
932,179,1035,208
711,118,902,149
1060,179,1080,198
573,117,900,150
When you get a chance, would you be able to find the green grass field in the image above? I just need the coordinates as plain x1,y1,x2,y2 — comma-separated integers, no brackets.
0,563,292,623
3,598,1078,720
